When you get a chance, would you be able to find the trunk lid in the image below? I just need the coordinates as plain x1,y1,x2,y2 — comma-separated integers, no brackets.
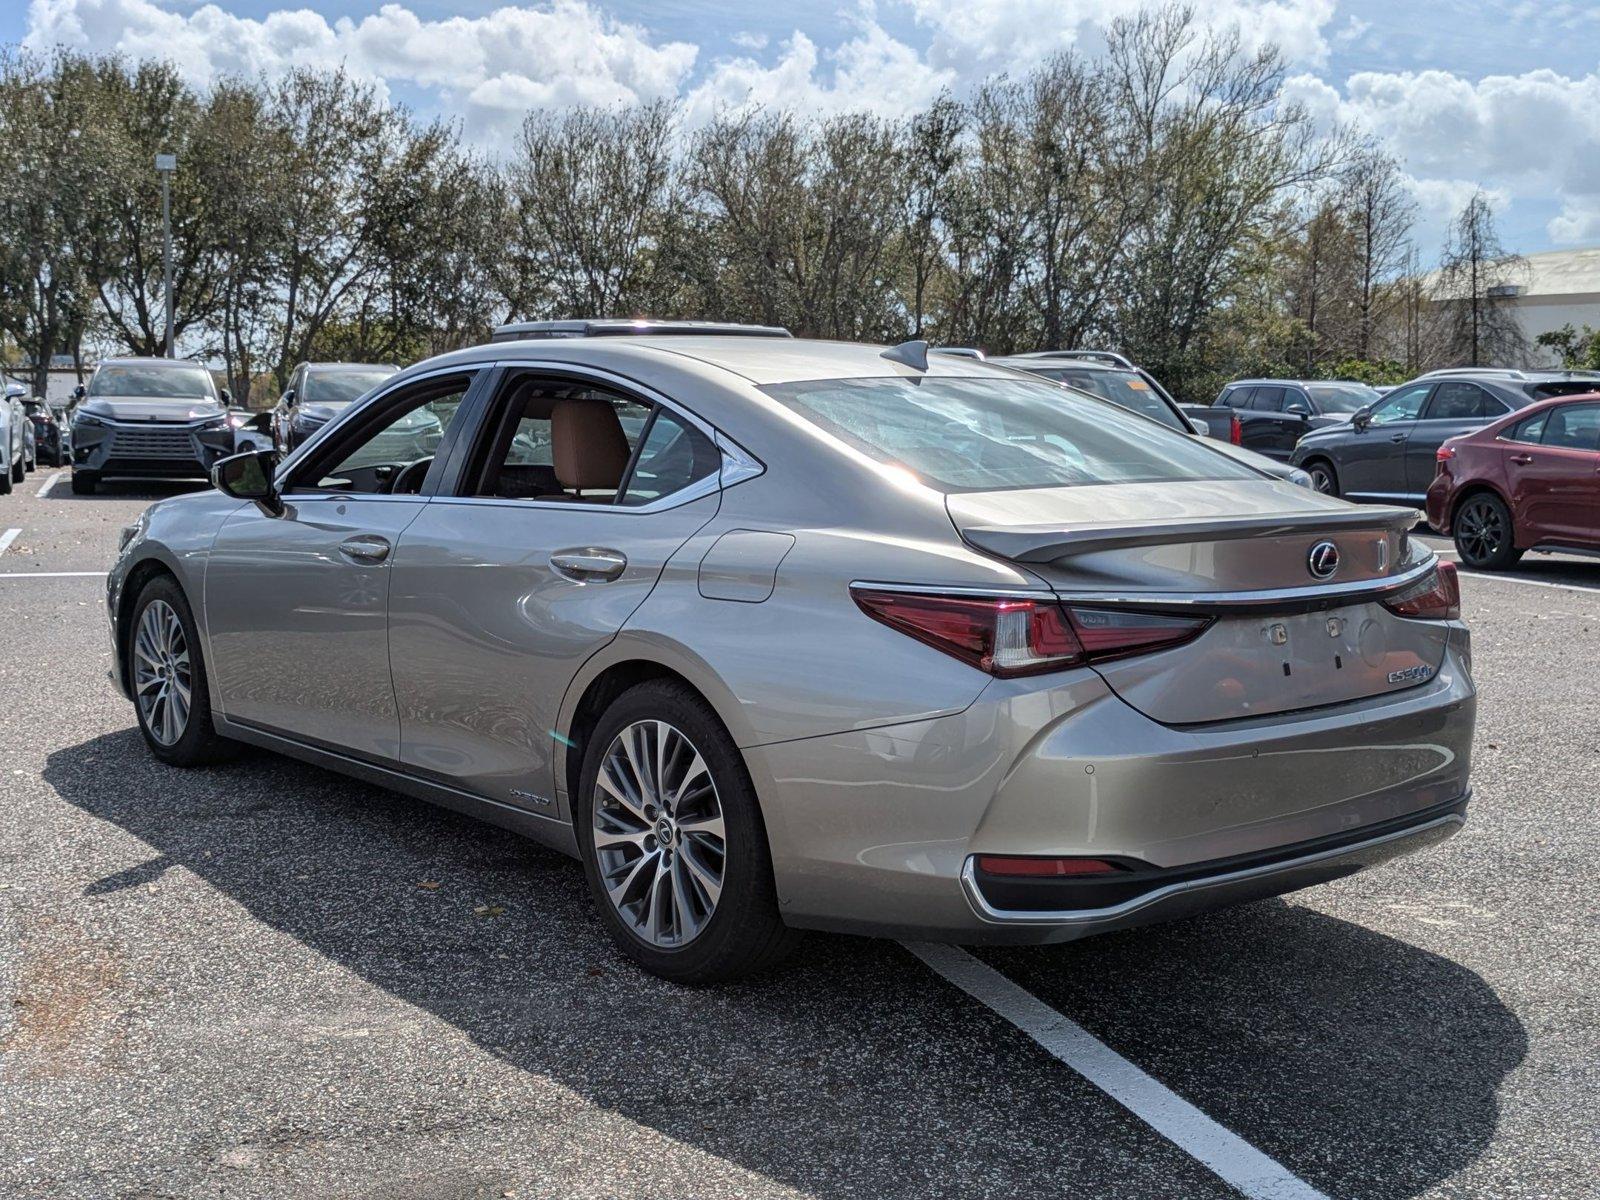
948,480,1449,724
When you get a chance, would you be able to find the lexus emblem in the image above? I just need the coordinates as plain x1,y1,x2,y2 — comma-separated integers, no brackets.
1307,540,1340,580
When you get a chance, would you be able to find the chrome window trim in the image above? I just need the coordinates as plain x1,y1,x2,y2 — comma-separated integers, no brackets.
959,811,1466,926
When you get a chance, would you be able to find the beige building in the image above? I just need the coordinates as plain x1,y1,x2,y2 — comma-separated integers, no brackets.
1485,247,1600,365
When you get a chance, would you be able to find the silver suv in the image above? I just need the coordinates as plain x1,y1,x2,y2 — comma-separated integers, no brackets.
70,358,234,495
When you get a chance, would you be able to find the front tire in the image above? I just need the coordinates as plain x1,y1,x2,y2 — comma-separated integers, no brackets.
128,575,237,766
575,680,800,984
1453,492,1522,570
9,453,20,484
1305,458,1339,496
71,470,97,495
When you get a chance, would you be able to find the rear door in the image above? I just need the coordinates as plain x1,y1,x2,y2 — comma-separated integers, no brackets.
387,368,726,817
1506,402,1600,545
1409,382,1510,497
1242,386,1287,456
1340,382,1431,498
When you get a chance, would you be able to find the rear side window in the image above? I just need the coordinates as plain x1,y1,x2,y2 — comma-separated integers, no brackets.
619,410,720,506
763,375,1260,493
1029,368,1183,431
1507,412,1548,444
1426,382,1506,420
1540,404,1600,451
1249,386,1286,412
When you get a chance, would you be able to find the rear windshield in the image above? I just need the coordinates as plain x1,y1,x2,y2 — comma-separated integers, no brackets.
763,375,1261,492
1019,367,1183,431
1307,384,1380,412
89,365,214,399
1525,381,1600,401
303,369,397,403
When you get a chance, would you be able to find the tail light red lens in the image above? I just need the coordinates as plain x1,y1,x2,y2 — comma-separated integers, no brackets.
975,855,1121,877
1436,445,1456,461
1229,412,1243,445
1382,560,1461,621
851,590,1210,678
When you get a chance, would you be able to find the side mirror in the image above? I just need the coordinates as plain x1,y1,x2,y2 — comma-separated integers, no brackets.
73,384,86,400
219,388,232,404
281,388,296,407
212,449,283,516
1186,415,1208,435
1352,407,1372,431
1285,403,1311,418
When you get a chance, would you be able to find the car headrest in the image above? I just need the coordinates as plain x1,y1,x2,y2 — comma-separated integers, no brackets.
551,399,631,490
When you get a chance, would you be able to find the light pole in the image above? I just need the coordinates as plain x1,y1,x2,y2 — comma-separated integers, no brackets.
155,153,176,357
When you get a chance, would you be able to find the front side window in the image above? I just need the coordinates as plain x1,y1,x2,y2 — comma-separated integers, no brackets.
1426,382,1506,421
89,365,215,399
296,375,473,494
763,375,1260,493
1540,403,1600,451
1369,385,1429,426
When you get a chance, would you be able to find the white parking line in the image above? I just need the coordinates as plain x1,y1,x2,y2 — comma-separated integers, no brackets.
36,470,63,497
0,571,104,579
905,943,1329,1200
1460,570,1600,595
0,528,20,558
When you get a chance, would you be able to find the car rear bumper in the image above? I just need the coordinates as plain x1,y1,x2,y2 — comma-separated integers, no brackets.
747,631,1474,943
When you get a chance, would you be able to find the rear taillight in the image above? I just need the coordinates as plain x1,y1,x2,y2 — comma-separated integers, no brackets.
1229,412,1243,445
1436,445,1456,461
1382,561,1460,621
852,590,1210,677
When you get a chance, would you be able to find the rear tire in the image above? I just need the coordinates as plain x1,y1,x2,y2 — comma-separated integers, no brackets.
9,454,21,484
0,460,11,495
1453,492,1522,570
128,575,238,766
575,679,800,984
70,470,97,495
1305,459,1339,496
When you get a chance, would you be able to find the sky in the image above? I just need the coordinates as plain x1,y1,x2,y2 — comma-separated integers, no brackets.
7,0,1600,255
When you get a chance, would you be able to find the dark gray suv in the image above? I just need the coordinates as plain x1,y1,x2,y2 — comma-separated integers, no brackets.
1290,369,1600,502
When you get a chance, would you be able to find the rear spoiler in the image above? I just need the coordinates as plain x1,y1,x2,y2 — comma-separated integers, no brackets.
962,504,1419,563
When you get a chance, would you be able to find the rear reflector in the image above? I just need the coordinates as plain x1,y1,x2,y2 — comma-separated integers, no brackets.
1382,560,1461,621
851,590,1209,678
975,855,1121,877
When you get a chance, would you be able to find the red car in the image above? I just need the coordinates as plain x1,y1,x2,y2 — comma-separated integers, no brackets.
1426,393,1600,569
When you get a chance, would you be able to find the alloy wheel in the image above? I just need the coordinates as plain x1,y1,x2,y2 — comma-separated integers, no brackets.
133,599,192,746
592,719,726,948
1308,464,1336,494
1456,498,1505,564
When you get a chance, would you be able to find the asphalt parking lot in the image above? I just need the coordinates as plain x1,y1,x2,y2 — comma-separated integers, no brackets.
1,475,1596,1199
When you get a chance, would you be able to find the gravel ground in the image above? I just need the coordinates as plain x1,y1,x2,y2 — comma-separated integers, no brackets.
1,478,1595,1199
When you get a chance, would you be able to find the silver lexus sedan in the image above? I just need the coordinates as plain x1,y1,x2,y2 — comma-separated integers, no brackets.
107,330,1475,982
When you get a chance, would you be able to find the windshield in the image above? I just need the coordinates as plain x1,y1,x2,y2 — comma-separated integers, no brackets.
1020,366,1183,431
303,369,397,404
763,375,1259,492
89,365,214,399
1307,384,1380,413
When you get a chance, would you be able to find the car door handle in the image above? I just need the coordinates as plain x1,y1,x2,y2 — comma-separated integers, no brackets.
338,535,392,562
1509,454,1534,465
550,548,627,582
1389,433,1407,443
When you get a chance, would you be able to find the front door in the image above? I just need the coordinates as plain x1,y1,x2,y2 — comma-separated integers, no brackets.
204,370,480,759
388,371,726,815
1340,382,1431,498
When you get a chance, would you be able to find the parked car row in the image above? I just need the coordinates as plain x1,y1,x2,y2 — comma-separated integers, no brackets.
57,358,400,495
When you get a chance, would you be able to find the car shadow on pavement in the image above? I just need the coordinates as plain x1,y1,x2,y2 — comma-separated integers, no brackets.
42,731,1525,1199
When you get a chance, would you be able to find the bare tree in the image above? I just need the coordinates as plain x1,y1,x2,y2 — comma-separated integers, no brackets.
1342,146,1414,361
1436,191,1527,367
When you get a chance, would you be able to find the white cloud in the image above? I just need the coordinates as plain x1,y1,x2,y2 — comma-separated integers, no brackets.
1300,65,1600,245
23,0,699,133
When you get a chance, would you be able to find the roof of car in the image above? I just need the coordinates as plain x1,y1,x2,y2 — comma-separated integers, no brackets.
988,355,1125,372
97,357,211,368
449,334,1024,387
302,362,400,372
490,319,792,343
1224,378,1377,388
